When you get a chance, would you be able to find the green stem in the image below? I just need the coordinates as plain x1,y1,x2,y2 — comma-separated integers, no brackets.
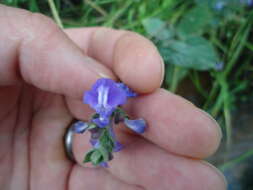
170,66,180,93
48,0,63,29
190,71,208,98
104,1,132,27
84,0,108,16
203,81,219,110
219,149,253,171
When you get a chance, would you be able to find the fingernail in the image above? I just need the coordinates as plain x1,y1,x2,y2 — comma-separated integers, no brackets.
84,57,114,79
201,161,227,190
198,109,222,139
97,72,111,78
159,56,165,86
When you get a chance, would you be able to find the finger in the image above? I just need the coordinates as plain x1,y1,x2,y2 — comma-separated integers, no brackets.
123,89,222,158
65,27,164,93
30,92,73,189
72,132,226,190
109,138,227,190
69,166,144,190
0,5,114,99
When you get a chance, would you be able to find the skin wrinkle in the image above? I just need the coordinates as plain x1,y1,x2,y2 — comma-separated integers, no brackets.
11,85,34,190
66,163,75,190
10,89,22,190
0,109,18,189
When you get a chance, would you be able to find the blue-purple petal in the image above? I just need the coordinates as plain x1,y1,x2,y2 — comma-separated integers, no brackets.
72,121,88,133
92,117,110,128
99,162,109,168
89,138,98,146
113,141,123,152
116,82,137,98
124,119,147,134
93,140,100,149
83,78,127,117
214,1,226,10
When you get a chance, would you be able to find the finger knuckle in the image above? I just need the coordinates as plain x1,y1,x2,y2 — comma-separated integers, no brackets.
29,13,61,41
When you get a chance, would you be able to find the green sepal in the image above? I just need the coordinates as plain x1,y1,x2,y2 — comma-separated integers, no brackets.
90,150,103,165
98,146,109,162
99,129,114,153
87,123,97,130
113,107,128,124
91,113,99,119
83,149,96,163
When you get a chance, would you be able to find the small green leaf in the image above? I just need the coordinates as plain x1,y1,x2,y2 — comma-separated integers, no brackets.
83,149,96,163
90,150,103,165
99,129,114,153
142,18,173,40
178,5,212,37
160,36,220,70
98,146,109,162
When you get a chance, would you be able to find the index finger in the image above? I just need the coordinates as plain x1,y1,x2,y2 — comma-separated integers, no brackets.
65,27,164,93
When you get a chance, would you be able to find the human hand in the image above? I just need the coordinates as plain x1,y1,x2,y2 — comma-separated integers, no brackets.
0,5,226,190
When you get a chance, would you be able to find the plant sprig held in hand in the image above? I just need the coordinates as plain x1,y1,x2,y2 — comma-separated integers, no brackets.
72,78,147,167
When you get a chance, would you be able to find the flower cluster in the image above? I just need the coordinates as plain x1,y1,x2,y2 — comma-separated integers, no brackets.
72,78,147,167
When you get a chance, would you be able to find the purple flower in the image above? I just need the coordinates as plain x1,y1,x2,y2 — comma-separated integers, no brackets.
124,118,147,134
72,121,89,133
84,78,127,127
214,1,226,10
215,62,224,71
117,83,137,97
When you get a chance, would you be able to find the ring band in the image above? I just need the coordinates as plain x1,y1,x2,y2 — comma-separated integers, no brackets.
64,121,76,163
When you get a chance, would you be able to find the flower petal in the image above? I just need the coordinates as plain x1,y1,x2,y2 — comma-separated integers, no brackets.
99,162,109,168
92,117,109,128
84,78,127,115
113,141,124,152
117,82,137,97
72,121,88,133
124,118,147,134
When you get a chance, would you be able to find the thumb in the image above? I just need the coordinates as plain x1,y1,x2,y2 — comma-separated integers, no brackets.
0,5,114,99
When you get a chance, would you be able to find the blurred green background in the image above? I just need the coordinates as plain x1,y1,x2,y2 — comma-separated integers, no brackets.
1,0,253,189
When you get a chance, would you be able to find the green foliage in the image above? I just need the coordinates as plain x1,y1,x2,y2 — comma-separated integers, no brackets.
142,18,173,40
99,129,114,153
83,149,96,163
177,5,213,37
160,36,219,70
90,149,103,165
83,128,114,165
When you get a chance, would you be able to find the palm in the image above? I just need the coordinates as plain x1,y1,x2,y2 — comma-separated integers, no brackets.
0,22,225,189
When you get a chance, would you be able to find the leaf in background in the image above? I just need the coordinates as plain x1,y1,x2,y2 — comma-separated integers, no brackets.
142,18,173,40
178,5,212,37
165,65,189,87
160,36,220,70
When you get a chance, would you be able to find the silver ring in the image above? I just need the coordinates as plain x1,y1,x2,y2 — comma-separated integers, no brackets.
64,121,76,163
